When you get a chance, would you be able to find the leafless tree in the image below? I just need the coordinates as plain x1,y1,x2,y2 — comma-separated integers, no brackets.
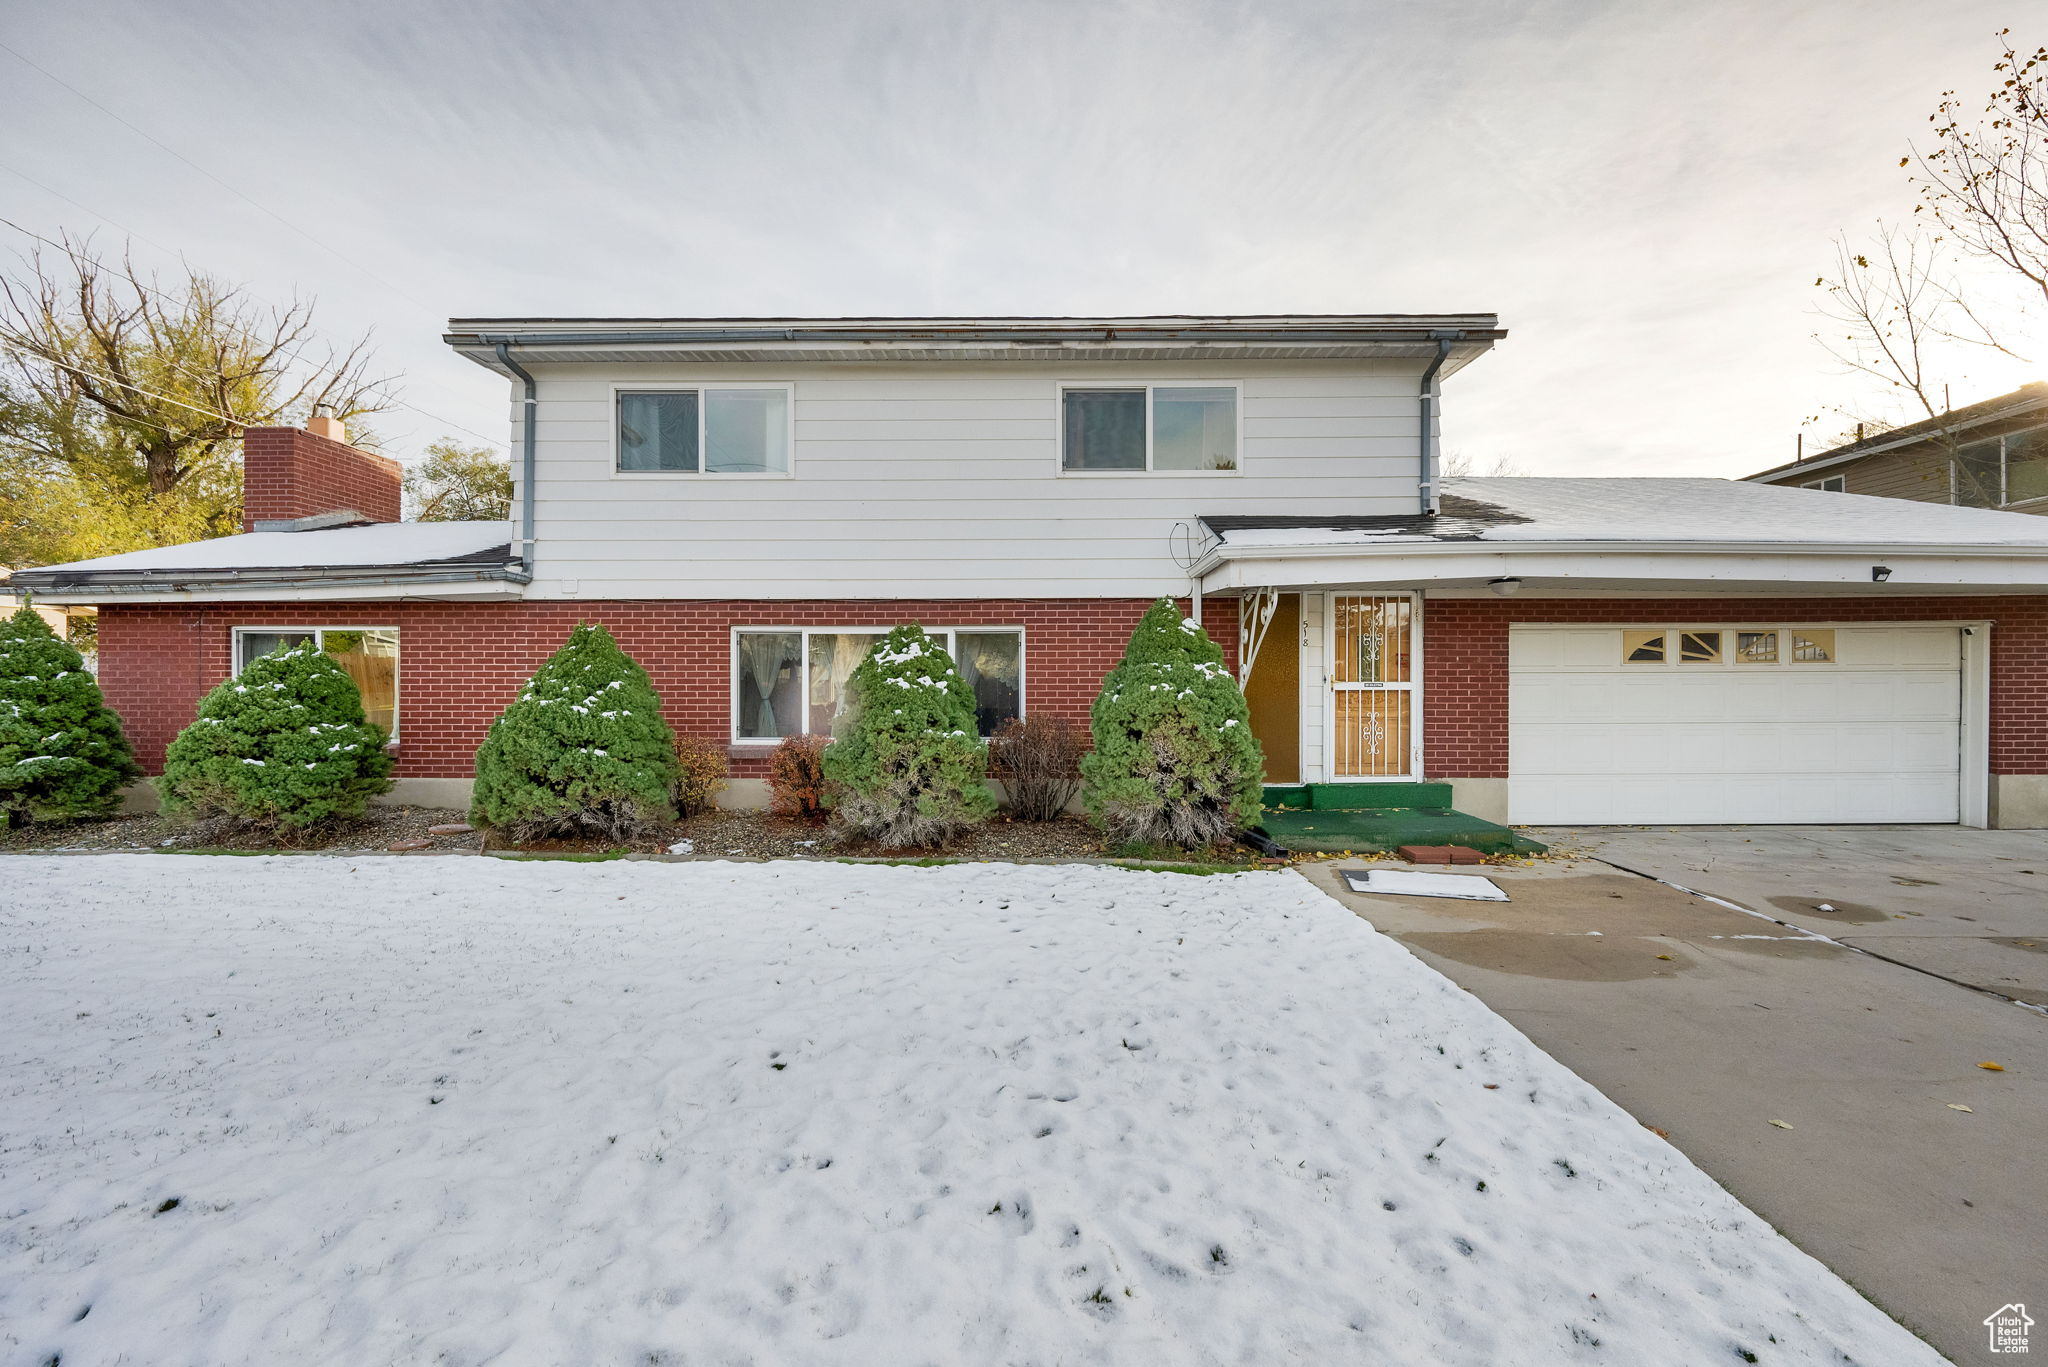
0,232,393,498
1912,33,2048,308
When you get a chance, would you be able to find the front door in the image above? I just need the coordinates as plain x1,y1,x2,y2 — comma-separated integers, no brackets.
1328,593,1418,779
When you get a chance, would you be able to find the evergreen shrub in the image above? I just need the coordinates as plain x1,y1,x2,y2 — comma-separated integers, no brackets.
0,604,141,826
471,623,680,843
1079,597,1263,849
158,639,392,834
821,625,995,847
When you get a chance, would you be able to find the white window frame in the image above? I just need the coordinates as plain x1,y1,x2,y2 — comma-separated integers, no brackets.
729,625,1027,745
231,626,401,741
1055,380,1244,476
610,382,797,480
1802,474,1846,492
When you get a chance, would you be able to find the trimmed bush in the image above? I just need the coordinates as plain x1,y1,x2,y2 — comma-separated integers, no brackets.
768,734,831,822
470,623,679,842
1080,597,1263,849
822,625,995,848
158,639,392,834
0,604,141,826
674,734,730,818
990,714,1084,821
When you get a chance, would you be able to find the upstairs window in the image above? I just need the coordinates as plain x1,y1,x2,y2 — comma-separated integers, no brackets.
617,388,790,474
1061,384,1238,472
1801,475,1846,492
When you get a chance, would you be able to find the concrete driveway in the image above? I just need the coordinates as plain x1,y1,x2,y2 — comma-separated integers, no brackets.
1552,825,2048,1006
1301,832,2048,1367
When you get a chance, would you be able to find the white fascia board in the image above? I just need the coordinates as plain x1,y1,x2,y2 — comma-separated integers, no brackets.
26,580,529,606
1197,542,2048,593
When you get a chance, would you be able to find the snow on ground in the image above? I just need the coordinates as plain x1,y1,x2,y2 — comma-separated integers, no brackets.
1,856,1939,1367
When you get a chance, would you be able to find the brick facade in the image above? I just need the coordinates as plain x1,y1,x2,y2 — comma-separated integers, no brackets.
97,599,1235,778
1420,596,2048,778
240,427,403,530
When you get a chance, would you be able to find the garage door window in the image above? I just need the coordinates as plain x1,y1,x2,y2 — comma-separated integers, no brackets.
1677,631,1722,664
1735,631,1778,663
1622,630,1666,663
1790,630,1835,663
1623,627,1837,668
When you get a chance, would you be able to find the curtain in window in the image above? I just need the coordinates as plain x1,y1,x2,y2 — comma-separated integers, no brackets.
237,631,315,670
954,631,1022,735
808,632,882,734
323,629,399,733
1152,387,1236,470
737,633,800,737
1063,390,1146,469
619,392,699,472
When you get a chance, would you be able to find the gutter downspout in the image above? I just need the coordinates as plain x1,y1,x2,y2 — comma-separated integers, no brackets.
494,341,539,577
1416,332,1459,515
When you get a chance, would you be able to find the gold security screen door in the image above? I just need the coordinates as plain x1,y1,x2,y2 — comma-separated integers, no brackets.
1329,594,1418,778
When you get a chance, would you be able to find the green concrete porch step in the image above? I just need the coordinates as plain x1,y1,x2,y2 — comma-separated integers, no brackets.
1256,806,1543,855
1262,782,1454,811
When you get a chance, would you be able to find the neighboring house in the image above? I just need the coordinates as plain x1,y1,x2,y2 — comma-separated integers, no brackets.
14,314,2048,829
1742,382,2048,514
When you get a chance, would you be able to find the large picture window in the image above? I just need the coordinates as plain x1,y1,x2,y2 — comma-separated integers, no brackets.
617,387,791,474
1955,422,2048,508
233,628,399,736
1061,383,1239,472
734,627,1023,741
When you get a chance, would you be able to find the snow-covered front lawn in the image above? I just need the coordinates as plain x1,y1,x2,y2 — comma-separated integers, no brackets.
2,856,1935,1366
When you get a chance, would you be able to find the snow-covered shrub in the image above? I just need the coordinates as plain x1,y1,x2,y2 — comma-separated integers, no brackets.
470,623,679,843
1080,597,1263,849
821,625,995,848
157,639,392,835
989,714,1084,821
674,734,729,818
768,734,830,822
0,604,141,826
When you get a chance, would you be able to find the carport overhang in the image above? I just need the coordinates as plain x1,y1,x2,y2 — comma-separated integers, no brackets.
1194,539,2048,598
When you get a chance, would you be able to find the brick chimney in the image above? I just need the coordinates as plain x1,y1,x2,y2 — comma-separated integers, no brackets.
241,419,403,532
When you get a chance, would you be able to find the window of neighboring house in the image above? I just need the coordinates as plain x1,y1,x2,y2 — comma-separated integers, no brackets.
1956,437,2004,507
733,627,1024,741
1061,384,1239,471
617,388,791,474
1802,475,1846,492
2005,426,2048,505
234,628,400,736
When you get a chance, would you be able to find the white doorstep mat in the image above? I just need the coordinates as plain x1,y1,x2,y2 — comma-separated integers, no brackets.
1341,868,1509,902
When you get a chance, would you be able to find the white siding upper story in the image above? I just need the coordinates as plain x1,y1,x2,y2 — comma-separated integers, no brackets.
512,359,1434,600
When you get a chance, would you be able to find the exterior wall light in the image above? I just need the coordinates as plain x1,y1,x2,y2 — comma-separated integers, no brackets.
1872,565,1893,583
1487,577,1524,597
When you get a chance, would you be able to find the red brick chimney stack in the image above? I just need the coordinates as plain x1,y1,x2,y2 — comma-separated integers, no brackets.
241,418,403,532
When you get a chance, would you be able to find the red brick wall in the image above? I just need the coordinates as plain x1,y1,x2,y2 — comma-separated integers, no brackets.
241,427,403,530
1422,596,2048,778
97,598,1234,777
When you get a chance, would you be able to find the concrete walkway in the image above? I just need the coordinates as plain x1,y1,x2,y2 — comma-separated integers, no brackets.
1302,839,2047,1366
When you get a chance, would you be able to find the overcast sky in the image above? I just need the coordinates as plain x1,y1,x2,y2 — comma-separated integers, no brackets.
2,0,2038,476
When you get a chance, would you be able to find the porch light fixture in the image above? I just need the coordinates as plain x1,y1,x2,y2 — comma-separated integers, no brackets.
1871,565,1892,583
1487,577,1523,597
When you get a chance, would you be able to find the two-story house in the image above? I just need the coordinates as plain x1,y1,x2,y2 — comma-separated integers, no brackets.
1743,383,2048,514
17,314,2048,829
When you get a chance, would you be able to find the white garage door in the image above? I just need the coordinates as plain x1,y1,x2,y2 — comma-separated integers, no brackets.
1508,624,1961,825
